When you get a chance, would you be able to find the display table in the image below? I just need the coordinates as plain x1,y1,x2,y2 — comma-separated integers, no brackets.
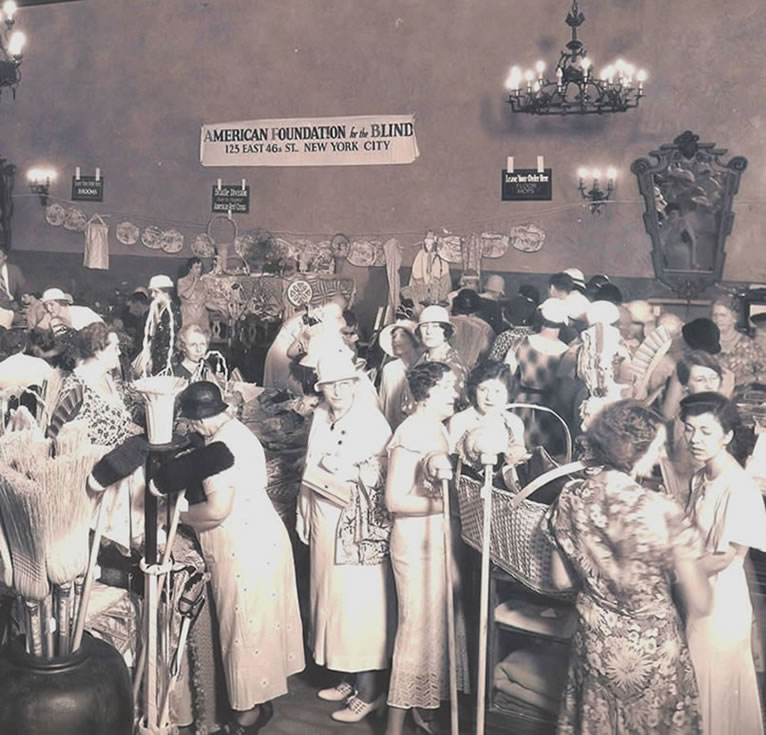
201,273,356,324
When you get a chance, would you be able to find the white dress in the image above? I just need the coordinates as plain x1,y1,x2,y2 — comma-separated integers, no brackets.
379,358,409,430
686,463,766,735
196,418,305,708
299,400,395,672
387,414,470,709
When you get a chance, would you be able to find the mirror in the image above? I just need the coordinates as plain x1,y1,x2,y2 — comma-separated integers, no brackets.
631,131,747,298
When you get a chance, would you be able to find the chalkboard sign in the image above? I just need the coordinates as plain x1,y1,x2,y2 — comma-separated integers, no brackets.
502,168,552,201
71,176,104,202
212,185,250,214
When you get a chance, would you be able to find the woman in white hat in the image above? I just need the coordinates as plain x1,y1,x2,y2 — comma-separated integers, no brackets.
297,351,395,724
405,305,468,415
134,275,182,376
378,319,421,430
41,287,103,333
513,298,570,455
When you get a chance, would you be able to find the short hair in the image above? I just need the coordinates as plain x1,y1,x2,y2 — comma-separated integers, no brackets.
128,291,149,306
177,323,209,350
712,295,740,319
407,361,451,403
593,283,623,305
676,350,723,386
452,288,483,316
518,284,541,306
76,322,112,361
416,320,454,341
548,273,574,294
465,360,514,408
578,400,664,473
0,328,28,356
680,391,754,466
342,309,358,329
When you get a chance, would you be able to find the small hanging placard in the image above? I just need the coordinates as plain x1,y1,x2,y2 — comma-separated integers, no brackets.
502,168,553,201
72,175,104,202
211,184,250,214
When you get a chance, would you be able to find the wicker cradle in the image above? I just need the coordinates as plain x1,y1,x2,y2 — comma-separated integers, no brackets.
455,404,583,598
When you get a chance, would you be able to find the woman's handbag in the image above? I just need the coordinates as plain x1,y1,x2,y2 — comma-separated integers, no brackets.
302,463,353,507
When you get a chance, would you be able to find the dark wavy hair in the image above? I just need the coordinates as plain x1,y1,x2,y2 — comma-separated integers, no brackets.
407,361,451,403
679,391,754,466
465,360,514,408
578,400,664,473
676,350,723,386
451,288,483,316
76,322,113,361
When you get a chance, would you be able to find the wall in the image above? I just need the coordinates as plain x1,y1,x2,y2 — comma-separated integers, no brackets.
2,0,764,300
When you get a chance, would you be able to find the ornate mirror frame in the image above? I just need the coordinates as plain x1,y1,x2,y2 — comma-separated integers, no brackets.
631,131,747,299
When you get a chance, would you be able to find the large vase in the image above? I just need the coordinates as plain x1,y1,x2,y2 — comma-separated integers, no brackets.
0,632,133,734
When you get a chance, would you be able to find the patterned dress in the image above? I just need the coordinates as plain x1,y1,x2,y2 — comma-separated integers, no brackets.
717,332,759,387
513,334,569,456
488,326,533,363
686,463,766,735
547,469,704,734
387,414,470,709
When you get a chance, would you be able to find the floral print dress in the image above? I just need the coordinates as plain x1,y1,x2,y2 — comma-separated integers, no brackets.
547,469,704,734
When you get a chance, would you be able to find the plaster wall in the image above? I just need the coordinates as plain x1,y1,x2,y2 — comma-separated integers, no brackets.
2,0,764,281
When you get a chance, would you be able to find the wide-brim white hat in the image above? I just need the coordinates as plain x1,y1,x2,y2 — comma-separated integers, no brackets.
299,332,354,369
586,300,621,326
540,297,570,326
314,352,362,390
41,287,74,304
379,319,417,357
148,274,174,290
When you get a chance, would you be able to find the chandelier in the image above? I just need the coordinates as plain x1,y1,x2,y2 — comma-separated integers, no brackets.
0,1,24,99
505,0,646,116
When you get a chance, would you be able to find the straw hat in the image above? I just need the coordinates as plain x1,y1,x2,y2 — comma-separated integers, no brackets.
379,319,417,357
148,274,174,290
41,287,74,304
586,300,621,326
299,331,354,368
178,381,229,420
563,268,586,290
540,298,569,326
314,352,361,390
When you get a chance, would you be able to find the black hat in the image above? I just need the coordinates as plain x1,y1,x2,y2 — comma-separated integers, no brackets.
452,288,483,316
750,312,766,329
682,318,721,355
504,295,537,326
179,381,229,420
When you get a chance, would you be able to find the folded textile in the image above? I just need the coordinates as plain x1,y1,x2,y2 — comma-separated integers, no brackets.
494,597,576,639
495,644,570,704
493,683,560,715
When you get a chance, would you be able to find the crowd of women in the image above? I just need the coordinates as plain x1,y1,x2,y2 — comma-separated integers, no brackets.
2,261,766,734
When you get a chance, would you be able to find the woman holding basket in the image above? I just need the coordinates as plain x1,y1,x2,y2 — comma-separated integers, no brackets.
385,361,470,735
547,400,711,734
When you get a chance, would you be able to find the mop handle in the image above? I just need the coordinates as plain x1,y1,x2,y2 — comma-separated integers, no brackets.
159,616,191,726
476,457,496,735
439,473,460,735
72,484,116,652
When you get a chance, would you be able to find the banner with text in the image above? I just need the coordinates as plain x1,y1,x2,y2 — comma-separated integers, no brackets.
200,114,419,167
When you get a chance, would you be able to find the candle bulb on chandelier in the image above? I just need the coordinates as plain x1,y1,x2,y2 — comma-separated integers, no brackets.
581,57,592,80
535,60,545,82
2,0,17,24
525,69,534,92
8,29,24,58
636,69,647,94
577,168,588,187
592,169,601,185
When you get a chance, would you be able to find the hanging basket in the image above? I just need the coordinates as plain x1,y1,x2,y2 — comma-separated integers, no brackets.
132,376,186,445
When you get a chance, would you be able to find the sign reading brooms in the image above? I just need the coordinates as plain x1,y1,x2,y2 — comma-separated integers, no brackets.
200,114,419,167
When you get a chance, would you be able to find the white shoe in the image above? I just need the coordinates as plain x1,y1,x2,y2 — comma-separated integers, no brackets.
317,681,354,702
330,693,386,723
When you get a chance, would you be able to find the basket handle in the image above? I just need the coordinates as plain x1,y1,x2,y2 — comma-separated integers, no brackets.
509,460,586,509
505,402,573,463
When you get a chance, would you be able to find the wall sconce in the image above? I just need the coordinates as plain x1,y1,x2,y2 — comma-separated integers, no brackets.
26,167,57,205
577,167,616,214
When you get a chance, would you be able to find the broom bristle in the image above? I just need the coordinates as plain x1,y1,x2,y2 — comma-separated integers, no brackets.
0,430,51,478
0,464,49,602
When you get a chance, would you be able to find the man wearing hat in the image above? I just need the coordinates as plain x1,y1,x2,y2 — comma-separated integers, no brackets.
177,380,305,733
41,287,103,332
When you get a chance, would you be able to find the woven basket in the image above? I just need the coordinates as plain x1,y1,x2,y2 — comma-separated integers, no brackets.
455,404,581,598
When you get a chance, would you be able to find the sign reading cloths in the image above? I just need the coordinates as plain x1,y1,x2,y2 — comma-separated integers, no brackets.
200,114,419,167
71,175,104,202
502,168,553,201
212,185,250,214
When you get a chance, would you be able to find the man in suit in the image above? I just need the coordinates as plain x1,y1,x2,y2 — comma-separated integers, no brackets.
0,244,26,325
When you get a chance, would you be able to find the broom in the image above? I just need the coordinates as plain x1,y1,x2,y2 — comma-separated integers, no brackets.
45,453,100,656
0,430,51,478
0,462,50,655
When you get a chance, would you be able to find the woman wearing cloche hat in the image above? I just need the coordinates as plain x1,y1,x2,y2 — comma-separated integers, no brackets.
378,319,421,430
133,274,182,376
176,381,305,734
297,351,396,724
